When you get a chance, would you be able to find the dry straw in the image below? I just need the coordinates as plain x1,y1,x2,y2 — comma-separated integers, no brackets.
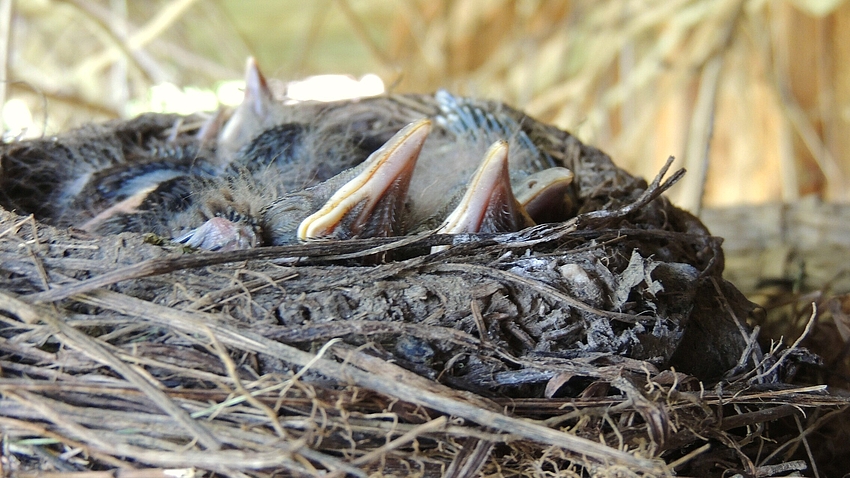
5,0,850,211
2,1,850,476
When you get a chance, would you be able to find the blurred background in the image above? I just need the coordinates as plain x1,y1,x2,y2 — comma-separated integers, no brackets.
3,0,849,214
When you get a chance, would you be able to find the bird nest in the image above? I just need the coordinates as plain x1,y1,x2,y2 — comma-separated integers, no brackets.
0,96,845,477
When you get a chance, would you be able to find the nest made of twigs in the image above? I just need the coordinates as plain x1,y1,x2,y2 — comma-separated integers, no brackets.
0,100,847,476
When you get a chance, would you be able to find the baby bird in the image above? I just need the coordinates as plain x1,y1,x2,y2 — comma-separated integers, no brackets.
0,58,577,253
259,91,575,246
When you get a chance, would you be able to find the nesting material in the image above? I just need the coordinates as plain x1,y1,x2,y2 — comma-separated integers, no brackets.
0,94,844,476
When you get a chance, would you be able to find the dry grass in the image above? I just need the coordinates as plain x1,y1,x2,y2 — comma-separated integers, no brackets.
4,0,850,211
1,201,848,476
3,1,850,476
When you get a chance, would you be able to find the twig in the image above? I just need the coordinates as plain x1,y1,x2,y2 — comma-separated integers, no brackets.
432,262,642,323
759,406,846,473
751,303,818,383
25,158,685,305
679,54,722,215
70,0,201,79
25,234,445,303
71,288,667,473
506,156,685,247
794,414,819,478
443,436,495,478
0,214,32,240
348,416,447,469
0,416,130,469
335,0,392,66
0,291,222,451
583,156,685,221
61,0,166,83
668,442,710,471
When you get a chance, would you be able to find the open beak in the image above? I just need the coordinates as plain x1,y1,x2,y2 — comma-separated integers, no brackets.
297,119,432,240
437,140,534,237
